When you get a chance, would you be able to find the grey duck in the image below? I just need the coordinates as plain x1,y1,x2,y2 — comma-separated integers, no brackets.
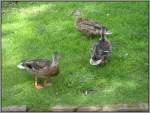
90,26,112,65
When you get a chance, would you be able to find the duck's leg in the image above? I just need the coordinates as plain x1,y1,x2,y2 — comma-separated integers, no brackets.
44,79,52,87
34,77,43,89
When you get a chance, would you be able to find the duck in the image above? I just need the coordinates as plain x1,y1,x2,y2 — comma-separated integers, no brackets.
72,9,112,37
90,26,112,65
17,52,60,89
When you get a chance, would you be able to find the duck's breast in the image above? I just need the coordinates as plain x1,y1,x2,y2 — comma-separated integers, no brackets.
47,66,59,77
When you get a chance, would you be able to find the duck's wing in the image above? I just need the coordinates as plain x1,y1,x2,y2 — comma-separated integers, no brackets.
23,59,52,71
106,41,112,56
91,41,111,59
100,41,112,57
77,18,102,29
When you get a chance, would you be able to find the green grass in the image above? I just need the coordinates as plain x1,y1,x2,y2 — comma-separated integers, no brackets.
2,1,149,111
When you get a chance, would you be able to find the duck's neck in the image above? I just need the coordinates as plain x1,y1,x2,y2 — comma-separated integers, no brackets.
100,34,107,41
51,57,58,67
102,36,106,41
75,15,81,21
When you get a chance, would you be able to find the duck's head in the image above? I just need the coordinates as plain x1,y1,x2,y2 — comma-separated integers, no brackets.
72,9,81,17
52,52,60,65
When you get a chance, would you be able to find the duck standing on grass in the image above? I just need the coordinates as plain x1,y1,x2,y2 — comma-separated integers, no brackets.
17,52,60,89
90,27,112,65
72,9,112,37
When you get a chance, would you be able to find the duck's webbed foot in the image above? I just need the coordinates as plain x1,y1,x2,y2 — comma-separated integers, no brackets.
35,83,43,89
44,79,52,87
35,77,43,89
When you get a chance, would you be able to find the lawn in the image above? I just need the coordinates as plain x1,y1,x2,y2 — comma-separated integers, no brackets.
2,1,149,111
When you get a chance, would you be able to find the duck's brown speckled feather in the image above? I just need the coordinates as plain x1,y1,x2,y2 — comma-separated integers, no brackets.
75,18,103,36
22,59,59,78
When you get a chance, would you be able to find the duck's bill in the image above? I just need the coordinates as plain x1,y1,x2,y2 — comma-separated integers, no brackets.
89,58,102,65
105,31,112,35
17,63,25,69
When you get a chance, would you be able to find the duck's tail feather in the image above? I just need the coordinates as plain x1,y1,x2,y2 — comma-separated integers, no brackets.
17,63,25,69
105,31,112,35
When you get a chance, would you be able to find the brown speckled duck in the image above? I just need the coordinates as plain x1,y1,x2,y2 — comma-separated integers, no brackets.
17,52,60,89
72,9,112,37
90,27,112,65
